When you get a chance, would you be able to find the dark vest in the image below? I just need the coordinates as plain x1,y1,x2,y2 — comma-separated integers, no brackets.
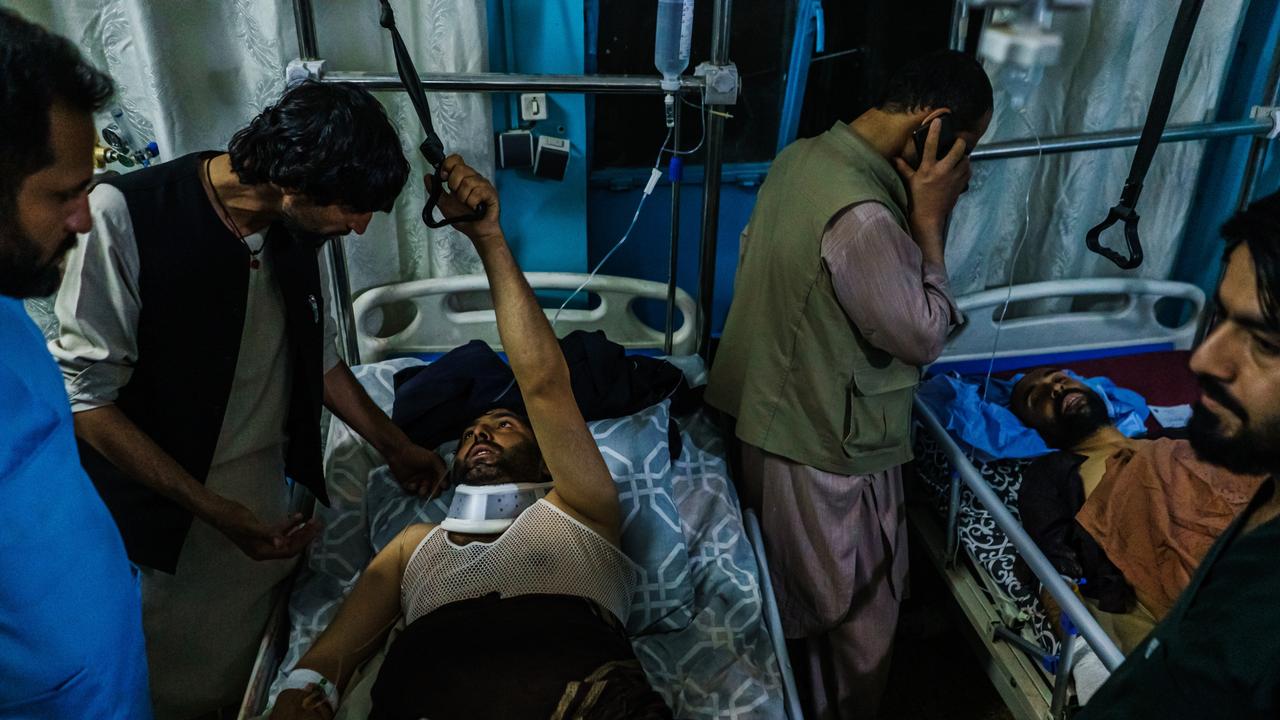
79,152,330,572
706,123,919,475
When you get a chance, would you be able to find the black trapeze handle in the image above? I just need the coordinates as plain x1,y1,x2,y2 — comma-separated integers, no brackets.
1085,195,1144,271
1084,0,1202,270
378,0,486,229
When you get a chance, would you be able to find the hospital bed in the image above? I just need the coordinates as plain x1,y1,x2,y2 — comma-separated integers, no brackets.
910,278,1206,720
237,272,802,720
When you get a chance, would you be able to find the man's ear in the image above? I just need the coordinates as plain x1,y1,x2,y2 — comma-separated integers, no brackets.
919,107,952,127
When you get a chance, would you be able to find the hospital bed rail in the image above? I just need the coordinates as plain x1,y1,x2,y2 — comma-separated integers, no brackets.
913,277,1206,717
351,272,698,362
744,509,805,720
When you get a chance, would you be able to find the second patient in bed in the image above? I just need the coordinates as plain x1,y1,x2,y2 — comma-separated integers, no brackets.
1009,369,1264,652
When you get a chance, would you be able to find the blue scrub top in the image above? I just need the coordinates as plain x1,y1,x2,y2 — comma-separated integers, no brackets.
0,296,151,719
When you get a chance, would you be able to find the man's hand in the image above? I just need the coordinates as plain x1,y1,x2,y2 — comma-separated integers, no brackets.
427,154,502,244
385,442,449,498
894,118,971,264
204,497,321,561
269,688,334,720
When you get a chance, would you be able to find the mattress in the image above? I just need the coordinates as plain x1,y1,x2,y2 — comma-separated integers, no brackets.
272,356,786,719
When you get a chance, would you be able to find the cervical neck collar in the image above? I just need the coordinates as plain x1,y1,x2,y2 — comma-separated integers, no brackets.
440,482,554,534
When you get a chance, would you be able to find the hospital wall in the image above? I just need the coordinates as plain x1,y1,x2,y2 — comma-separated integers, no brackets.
1172,0,1280,299
493,0,1280,337
487,0,590,276
488,0,769,336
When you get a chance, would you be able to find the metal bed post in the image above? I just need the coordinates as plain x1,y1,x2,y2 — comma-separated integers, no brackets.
945,470,962,566
696,0,733,359
949,0,970,51
292,0,363,365
991,624,1080,719
1236,49,1280,211
665,107,683,355
1048,630,1081,719
915,398,1127,672
293,0,318,60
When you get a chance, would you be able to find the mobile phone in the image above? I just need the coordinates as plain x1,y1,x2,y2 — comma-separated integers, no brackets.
912,114,957,167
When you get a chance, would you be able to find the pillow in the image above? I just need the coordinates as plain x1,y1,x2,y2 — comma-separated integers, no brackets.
366,400,696,635
916,371,1152,462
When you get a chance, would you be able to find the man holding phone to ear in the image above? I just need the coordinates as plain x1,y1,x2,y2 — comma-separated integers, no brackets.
707,50,992,719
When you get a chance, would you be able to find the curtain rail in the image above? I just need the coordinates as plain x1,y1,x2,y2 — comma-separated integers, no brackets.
972,118,1273,162
319,71,705,95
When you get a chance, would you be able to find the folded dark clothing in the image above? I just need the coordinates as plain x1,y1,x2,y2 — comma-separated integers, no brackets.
391,330,698,455
370,593,671,720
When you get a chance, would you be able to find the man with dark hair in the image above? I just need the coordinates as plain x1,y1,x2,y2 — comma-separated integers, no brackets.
48,80,445,717
269,156,669,720
1010,369,1261,656
706,49,992,718
0,8,151,716
1075,192,1280,719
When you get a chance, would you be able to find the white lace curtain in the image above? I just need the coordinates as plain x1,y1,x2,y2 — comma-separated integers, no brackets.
947,1,1246,296
7,0,493,292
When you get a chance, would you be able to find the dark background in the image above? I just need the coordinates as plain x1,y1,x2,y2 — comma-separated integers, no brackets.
591,0,963,168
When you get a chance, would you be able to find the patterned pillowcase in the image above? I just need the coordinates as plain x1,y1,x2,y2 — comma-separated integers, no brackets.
366,400,696,635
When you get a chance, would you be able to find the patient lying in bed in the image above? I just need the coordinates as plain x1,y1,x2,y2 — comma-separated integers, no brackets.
269,157,670,720
1009,368,1264,652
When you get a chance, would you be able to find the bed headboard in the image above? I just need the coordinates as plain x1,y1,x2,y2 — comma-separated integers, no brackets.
931,278,1205,375
352,272,696,362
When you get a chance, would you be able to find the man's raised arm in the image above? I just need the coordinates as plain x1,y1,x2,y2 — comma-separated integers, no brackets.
431,155,621,543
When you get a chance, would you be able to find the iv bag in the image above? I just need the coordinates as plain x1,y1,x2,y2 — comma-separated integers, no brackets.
655,0,695,92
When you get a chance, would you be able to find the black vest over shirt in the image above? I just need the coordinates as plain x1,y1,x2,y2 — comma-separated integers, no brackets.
78,152,330,572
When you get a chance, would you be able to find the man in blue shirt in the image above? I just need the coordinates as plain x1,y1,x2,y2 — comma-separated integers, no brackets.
0,9,152,718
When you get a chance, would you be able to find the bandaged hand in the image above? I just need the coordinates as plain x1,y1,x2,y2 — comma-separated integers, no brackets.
269,688,335,720
386,442,449,498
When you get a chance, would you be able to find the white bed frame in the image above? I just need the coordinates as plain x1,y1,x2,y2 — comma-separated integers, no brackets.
913,278,1205,720
352,272,698,361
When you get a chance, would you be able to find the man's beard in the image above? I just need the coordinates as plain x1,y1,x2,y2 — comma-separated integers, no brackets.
1189,377,1280,475
279,205,336,242
454,440,544,487
0,225,75,299
1045,387,1111,449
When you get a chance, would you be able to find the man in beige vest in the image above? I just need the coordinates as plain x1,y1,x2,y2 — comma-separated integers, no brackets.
707,50,992,719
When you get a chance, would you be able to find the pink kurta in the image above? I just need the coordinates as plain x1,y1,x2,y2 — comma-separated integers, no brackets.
739,201,960,720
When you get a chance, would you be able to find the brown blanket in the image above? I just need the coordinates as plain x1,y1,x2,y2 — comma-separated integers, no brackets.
1075,438,1263,618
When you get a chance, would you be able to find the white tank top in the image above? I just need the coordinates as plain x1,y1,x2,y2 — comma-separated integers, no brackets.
401,499,635,625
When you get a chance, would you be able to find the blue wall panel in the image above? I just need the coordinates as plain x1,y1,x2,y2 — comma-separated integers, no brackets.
487,0,589,274
1171,0,1280,296
586,175,760,336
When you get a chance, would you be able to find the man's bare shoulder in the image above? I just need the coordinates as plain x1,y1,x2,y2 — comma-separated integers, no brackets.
382,522,437,575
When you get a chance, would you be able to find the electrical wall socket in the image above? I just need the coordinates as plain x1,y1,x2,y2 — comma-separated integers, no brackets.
520,93,549,122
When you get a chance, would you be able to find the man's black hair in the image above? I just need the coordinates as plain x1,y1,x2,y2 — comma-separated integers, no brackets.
228,80,409,213
1222,191,1280,332
876,49,994,133
0,9,113,198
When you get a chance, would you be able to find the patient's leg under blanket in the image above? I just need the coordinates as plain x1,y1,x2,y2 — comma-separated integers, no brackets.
370,593,672,720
